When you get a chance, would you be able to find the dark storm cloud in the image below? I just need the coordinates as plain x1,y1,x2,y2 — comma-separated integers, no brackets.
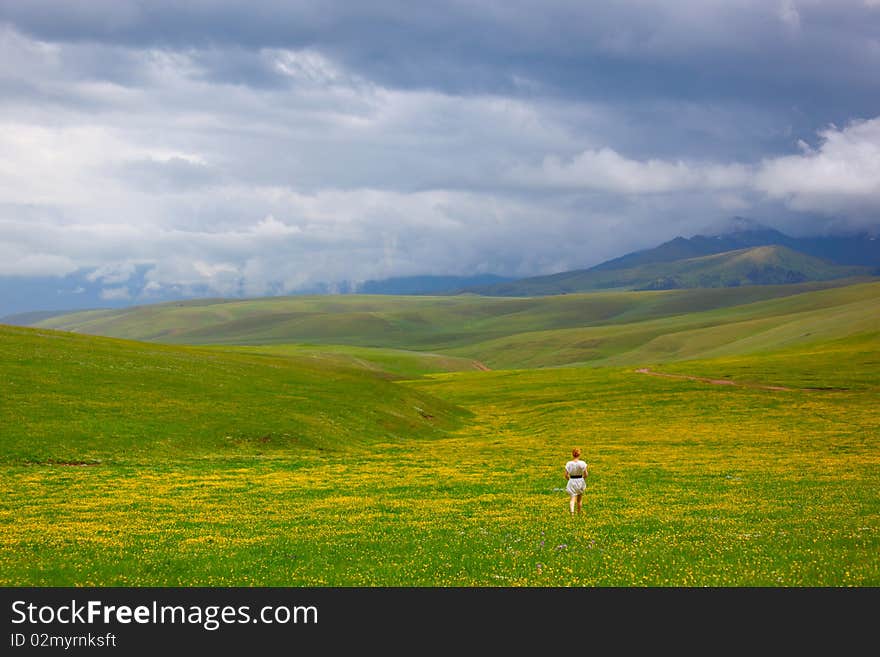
3,0,878,167
4,2,879,107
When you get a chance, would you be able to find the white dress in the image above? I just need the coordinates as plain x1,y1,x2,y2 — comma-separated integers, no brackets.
565,459,587,496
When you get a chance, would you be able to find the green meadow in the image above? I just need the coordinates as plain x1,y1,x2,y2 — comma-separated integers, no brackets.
33,278,867,350
2,281,879,585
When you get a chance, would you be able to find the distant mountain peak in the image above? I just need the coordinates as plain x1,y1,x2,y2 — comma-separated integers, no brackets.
460,224,880,296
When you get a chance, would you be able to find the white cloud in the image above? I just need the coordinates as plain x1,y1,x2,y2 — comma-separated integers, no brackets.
778,0,801,31
0,250,77,277
506,116,880,226
270,49,348,85
250,215,302,237
508,148,751,194
86,262,137,284
192,260,239,279
755,117,880,217
100,287,131,301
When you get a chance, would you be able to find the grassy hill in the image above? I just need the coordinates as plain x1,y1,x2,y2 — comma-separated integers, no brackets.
657,331,880,391
226,282,880,372
446,280,880,368
0,309,77,326
27,279,880,371
461,245,873,296
31,278,867,349
213,343,489,378
0,325,465,464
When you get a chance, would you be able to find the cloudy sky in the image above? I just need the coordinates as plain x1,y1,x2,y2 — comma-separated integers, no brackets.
1,0,879,312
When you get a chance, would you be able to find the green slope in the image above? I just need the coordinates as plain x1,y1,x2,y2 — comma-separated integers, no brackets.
32,279,864,350
447,281,880,368
212,343,488,378
657,331,880,391
28,280,880,372
465,245,873,296
0,325,466,464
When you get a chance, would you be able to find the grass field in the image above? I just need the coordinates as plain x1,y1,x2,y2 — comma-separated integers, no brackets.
32,279,871,350
0,325,464,464
450,281,880,368
32,281,879,373
2,303,878,585
213,343,487,378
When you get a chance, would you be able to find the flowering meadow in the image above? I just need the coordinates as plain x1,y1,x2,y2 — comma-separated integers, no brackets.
2,324,877,586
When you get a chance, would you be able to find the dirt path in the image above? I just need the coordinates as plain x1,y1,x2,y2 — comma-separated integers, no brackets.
634,367,795,391
472,360,492,371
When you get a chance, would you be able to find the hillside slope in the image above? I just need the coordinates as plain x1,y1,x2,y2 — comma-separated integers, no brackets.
30,279,863,349
0,325,465,464
445,281,880,369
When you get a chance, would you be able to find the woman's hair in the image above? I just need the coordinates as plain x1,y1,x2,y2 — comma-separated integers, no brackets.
572,447,581,458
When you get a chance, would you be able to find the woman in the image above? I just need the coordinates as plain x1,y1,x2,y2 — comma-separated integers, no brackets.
563,447,588,515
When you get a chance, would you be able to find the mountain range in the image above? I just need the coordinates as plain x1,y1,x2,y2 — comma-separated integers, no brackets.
458,223,880,297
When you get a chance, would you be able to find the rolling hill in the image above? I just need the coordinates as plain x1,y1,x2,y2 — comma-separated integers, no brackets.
26,279,860,345
444,281,880,370
0,324,465,464
21,279,880,371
